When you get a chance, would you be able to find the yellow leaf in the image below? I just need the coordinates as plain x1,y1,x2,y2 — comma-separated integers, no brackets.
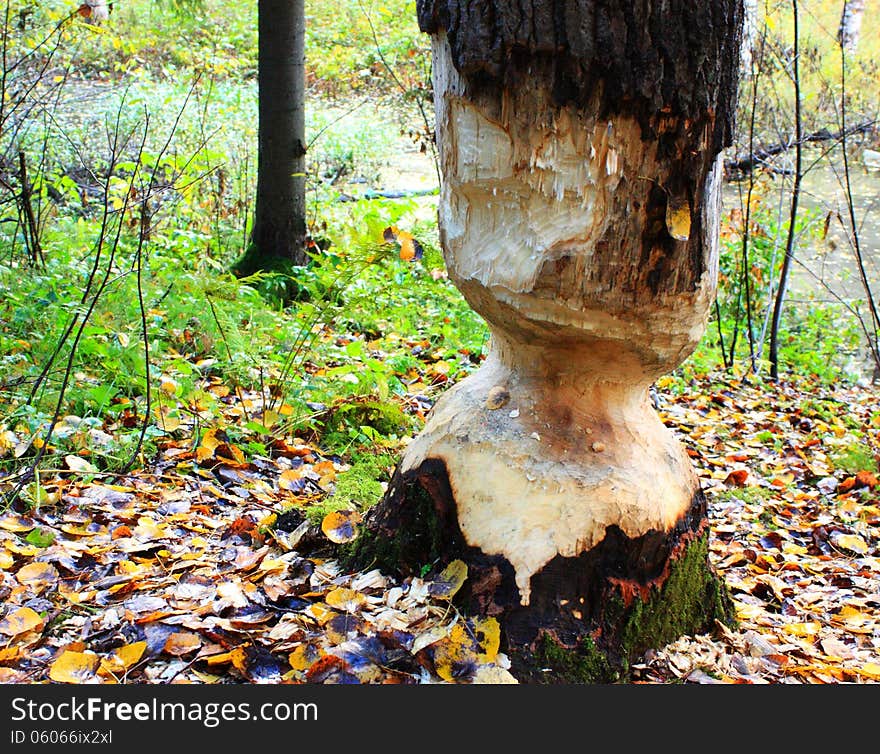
115,641,147,668
289,644,322,673
154,406,181,432
0,514,35,533
665,194,691,241
160,377,179,396
473,617,501,662
278,468,303,490
321,510,362,544
261,410,280,429
324,587,366,612
783,622,821,637
432,623,479,682
16,562,59,592
0,430,18,457
49,651,99,683
0,646,21,663
856,663,880,681
230,646,249,674
100,641,147,675
832,533,869,555
0,607,44,637
428,559,468,600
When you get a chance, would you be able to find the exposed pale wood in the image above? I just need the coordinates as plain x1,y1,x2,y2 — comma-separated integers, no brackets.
353,0,743,677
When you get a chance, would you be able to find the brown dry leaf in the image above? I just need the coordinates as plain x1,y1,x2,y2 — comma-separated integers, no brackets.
16,561,59,592
164,632,203,656
427,559,468,601
0,607,44,637
724,469,749,487
855,470,878,489
49,651,99,683
321,510,362,544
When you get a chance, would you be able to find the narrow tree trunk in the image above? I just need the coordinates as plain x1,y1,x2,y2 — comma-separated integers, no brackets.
233,0,307,278
769,0,803,381
346,0,743,682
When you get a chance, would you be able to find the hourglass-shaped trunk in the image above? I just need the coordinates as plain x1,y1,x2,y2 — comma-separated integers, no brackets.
346,0,744,682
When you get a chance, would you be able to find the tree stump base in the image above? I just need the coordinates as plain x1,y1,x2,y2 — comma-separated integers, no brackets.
343,459,735,683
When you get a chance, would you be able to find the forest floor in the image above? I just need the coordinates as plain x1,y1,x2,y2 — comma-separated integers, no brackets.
1,362,878,685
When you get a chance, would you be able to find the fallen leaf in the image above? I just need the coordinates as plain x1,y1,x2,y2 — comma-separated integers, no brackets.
100,641,147,675
428,560,468,600
831,532,869,555
665,194,691,241
163,632,203,656
855,470,878,489
0,607,44,637
325,587,366,612
724,469,749,487
65,454,98,474
0,514,35,533
471,665,518,684
49,651,99,683
16,561,59,592
321,510,362,544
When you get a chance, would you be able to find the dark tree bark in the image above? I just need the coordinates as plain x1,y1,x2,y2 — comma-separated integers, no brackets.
345,0,744,682
233,0,308,278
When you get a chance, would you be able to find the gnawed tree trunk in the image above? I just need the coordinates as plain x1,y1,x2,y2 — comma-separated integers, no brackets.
346,0,743,682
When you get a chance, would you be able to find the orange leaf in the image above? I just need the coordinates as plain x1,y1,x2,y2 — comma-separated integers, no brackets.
724,469,749,487
837,477,857,493
163,632,202,656
321,510,362,544
855,470,878,489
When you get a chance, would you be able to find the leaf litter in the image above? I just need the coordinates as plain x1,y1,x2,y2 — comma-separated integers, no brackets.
0,367,877,684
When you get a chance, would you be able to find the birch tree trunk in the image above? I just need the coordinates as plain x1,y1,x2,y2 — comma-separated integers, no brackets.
838,0,866,52
346,0,744,682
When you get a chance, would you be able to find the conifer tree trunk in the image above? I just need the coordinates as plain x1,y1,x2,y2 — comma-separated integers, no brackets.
233,0,308,278
347,0,745,682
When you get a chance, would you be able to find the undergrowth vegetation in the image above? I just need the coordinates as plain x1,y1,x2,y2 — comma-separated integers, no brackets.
0,0,878,511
